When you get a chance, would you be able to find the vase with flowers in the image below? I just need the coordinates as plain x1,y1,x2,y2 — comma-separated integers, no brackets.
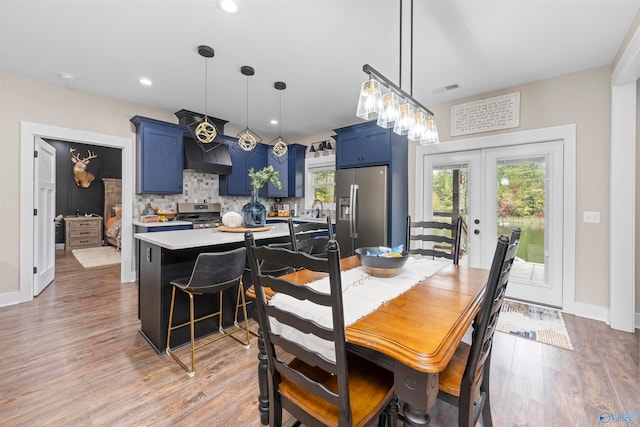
242,165,282,227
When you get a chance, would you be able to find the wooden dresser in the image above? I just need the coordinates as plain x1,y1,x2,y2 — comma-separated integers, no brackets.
64,216,103,251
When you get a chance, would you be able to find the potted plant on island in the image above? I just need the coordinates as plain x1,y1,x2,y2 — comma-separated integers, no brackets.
242,165,282,227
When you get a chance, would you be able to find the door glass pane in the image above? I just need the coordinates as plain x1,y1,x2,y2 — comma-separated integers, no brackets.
432,163,469,262
496,157,546,283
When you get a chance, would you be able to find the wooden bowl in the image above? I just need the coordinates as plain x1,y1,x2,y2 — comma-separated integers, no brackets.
355,247,410,278
156,210,176,222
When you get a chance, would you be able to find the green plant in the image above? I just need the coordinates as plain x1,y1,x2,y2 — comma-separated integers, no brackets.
249,165,282,192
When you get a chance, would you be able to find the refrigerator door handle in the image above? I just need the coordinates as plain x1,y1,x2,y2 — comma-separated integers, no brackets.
350,184,358,238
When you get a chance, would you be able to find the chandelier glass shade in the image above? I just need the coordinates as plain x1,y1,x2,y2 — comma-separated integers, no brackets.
377,92,400,128
356,78,383,120
423,115,439,144
393,101,415,136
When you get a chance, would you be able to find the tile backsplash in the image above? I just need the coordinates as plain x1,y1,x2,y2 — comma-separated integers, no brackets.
134,170,304,217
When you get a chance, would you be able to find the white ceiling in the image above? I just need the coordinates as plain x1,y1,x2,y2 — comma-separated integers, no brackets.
2,0,640,141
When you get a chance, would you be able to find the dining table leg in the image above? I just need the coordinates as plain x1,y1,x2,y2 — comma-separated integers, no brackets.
394,363,440,426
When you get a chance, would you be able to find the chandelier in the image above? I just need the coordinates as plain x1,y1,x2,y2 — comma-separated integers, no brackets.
355,0,439,145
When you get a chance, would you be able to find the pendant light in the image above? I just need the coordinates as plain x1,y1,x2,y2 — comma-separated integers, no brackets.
269,81,288,163
194,45,218,144
235,65,261,152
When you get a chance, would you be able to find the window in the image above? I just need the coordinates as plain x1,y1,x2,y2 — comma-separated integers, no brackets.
307,163,335,211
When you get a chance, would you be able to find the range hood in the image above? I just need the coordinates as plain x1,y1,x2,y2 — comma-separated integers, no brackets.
175,109,233,175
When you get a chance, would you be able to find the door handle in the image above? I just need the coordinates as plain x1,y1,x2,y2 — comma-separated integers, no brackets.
349,184,358,238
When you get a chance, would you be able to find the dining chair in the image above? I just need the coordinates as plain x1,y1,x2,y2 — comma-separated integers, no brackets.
405,215,463,264
165,247,251,377
288,216,334,258
244,231,396,427
437,228,521,427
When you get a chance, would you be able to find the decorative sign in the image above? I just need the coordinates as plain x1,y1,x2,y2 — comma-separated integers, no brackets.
451,92,520,136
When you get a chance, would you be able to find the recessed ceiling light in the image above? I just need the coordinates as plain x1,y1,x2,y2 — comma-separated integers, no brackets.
218,0,238,13
139,77,153,86
270,119,278,125
58,72,74,82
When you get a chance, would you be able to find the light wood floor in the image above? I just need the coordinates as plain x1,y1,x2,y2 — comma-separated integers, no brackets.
0,250,638,427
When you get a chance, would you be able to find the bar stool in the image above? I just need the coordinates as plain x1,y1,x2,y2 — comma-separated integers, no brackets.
166,247,250,377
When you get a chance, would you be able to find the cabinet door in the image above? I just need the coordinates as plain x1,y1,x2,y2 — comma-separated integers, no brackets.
132,116,184,194
219,142,267,196
288,144,306,197
336,122,391,169
267,152,288,198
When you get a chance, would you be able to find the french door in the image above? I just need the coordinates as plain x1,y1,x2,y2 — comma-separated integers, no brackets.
423,141,564,308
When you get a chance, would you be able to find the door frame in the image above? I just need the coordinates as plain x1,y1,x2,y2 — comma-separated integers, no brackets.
415,124,576,313
17,121,134,305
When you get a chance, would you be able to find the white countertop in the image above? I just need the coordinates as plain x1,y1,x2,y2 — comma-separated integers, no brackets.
134,222,291,250
132,220,192,227
266,217,334,224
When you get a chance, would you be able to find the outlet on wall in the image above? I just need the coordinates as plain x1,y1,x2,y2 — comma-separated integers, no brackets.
583,211,600,223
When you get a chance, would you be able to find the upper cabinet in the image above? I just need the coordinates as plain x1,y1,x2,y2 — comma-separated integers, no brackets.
131,116,185,194
219,142,267,197
219,142,306,198
335,121,405,169
267,144,306,198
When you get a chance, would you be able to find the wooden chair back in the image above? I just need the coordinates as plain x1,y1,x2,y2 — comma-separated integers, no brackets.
453,227,520,425
405,215,463,264
244,231,394,426
288,216,334,257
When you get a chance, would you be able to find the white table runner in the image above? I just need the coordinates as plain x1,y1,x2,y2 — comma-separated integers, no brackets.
269,257,451,362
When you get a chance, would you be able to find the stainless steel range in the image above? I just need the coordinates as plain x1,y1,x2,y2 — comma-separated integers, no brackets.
176,202,222,229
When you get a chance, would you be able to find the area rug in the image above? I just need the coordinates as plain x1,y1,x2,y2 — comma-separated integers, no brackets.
496,299,573,350
72,246,121,268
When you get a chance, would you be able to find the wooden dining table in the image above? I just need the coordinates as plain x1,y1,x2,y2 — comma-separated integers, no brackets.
247,255,489,426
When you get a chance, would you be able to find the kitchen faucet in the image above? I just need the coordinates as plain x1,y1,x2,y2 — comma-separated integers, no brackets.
311,199,324,218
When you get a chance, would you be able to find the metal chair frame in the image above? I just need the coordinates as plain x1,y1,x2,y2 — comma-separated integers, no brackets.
166,247,251,377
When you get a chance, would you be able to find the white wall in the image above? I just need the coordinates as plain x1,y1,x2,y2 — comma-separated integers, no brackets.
409,66,612,312
0,71,176,299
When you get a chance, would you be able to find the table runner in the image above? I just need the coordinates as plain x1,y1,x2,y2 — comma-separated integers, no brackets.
269,257,450,362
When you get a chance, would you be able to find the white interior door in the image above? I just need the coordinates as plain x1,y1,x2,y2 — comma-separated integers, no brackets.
423,141,564,308
35,138,56,295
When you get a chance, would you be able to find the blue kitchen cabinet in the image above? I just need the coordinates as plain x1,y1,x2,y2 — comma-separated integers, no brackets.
219,142,267,196
335,121,403,169
131,116,185,194
267,143,306,198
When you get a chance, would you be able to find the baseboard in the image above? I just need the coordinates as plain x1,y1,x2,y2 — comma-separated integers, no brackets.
55,243,65,250
0,290,26,308
573,302,609,324
636,312,640,330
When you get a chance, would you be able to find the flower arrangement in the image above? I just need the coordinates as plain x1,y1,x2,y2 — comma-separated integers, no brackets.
249,165,282,192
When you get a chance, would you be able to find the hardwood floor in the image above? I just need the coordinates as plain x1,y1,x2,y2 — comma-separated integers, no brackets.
0,250,638,426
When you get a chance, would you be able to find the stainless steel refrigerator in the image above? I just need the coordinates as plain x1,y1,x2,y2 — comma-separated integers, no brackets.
335,165,389,256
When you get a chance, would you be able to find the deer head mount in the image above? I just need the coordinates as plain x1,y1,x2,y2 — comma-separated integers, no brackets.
70,148,97,188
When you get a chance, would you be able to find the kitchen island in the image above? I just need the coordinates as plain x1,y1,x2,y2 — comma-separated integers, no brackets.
134,223,291,353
